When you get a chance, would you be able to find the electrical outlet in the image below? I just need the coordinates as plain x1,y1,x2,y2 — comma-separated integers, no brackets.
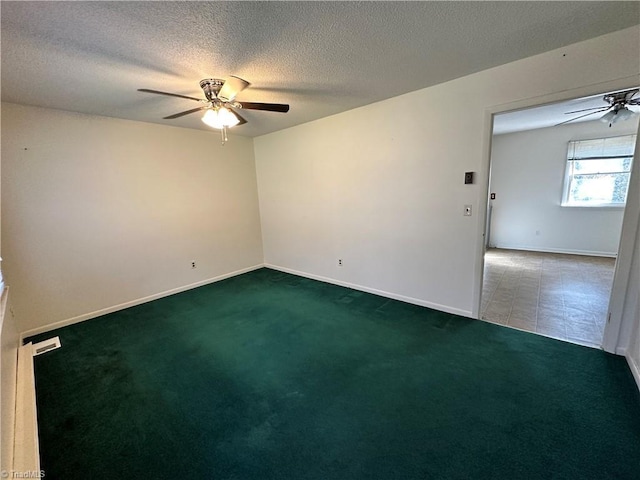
338,259,343,266
464,205,472,216
191,261,196,269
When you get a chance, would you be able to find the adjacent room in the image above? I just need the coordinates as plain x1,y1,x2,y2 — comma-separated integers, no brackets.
1,2,639,479
482,93,639,347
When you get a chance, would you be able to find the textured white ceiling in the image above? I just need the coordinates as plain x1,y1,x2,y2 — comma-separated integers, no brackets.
2,1,639,137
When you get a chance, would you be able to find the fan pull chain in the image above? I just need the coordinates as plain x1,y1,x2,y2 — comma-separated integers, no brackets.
221,126,228,145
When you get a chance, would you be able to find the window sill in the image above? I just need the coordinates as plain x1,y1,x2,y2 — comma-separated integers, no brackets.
560,204,626,209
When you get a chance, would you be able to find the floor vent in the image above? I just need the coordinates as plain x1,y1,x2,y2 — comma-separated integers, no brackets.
32,336,62,356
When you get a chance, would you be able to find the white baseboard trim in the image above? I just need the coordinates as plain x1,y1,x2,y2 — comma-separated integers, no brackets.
264,264,472,318
20,264,265,340
491,245,617,258
627,354,640,392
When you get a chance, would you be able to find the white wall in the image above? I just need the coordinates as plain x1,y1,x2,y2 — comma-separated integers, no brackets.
623,225,640,389
1,103,264,333
618,122,640,388
255,26,640,318
489,120,638,256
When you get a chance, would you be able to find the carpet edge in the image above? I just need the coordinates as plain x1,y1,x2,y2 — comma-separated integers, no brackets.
264,263,472,318
19,264,266,341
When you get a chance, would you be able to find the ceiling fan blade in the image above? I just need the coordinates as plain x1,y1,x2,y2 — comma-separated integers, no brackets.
218,76,250,102
555,108,610,127
163,106,208,119
564,106,610,114
230,108,248,126
138,89,203,102
239,102,290,113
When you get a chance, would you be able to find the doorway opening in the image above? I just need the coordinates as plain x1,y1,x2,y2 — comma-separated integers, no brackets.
480,88,639,348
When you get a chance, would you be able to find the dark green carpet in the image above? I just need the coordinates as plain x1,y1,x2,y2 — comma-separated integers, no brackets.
28,268,640,479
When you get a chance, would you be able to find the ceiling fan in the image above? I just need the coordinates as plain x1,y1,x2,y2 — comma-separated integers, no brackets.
557,88,640,127
138,77,289,144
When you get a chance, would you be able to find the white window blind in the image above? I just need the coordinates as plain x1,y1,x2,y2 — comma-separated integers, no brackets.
562,134,636,207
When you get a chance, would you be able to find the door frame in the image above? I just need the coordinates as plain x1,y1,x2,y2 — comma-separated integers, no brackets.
472,75,640,354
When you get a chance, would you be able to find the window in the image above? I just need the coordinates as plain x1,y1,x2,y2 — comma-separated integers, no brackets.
562,134,636,207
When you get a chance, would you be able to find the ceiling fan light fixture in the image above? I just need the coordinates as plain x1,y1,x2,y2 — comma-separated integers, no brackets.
615,106,636,123
600,110,617,126
201,107,240,129
139,76,289,143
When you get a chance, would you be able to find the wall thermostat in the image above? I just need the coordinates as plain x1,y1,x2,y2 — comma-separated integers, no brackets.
464,172,474,184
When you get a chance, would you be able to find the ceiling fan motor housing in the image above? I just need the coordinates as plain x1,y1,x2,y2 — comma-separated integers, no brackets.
604,89,638,107
199,79,225,101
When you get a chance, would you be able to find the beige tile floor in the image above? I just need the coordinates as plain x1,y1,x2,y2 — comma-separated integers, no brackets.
481,248,615,348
